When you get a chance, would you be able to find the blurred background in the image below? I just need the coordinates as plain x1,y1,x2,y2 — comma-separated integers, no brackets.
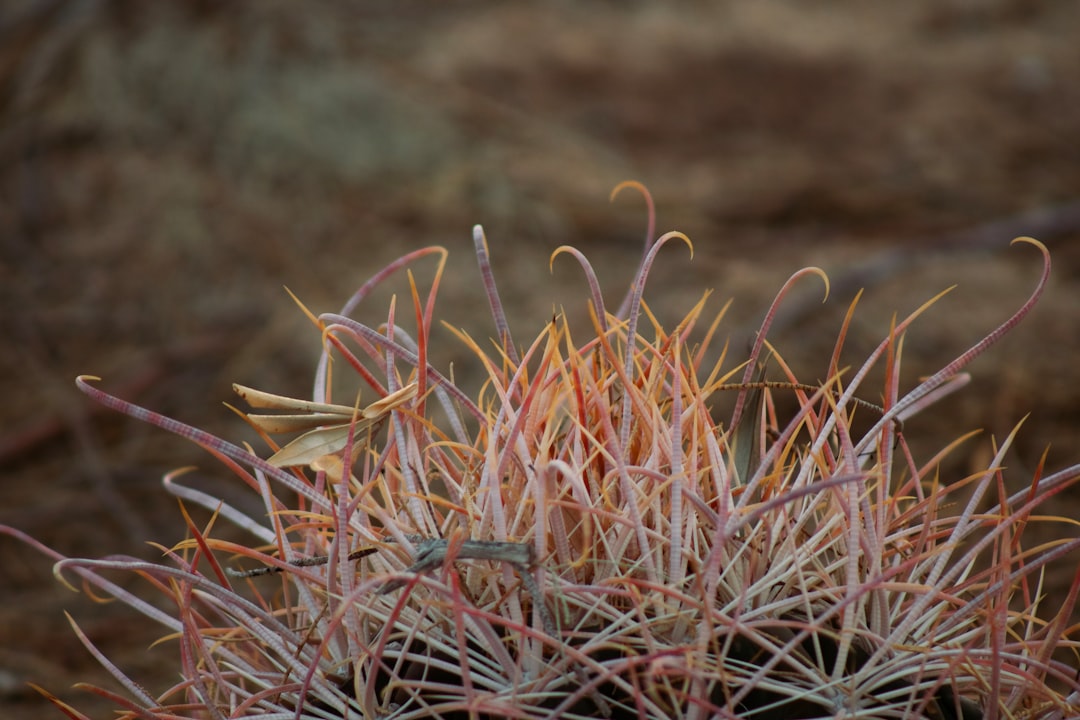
2,2,1079,716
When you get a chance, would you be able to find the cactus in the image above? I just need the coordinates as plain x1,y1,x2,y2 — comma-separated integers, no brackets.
5,186,1080,719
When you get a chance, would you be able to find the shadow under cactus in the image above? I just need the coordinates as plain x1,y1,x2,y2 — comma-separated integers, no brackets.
4,189,1080,719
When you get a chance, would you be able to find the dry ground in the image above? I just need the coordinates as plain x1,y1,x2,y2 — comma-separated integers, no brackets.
2,2,1080,717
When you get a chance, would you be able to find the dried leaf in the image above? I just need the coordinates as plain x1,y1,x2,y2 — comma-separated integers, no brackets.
309,453,347,483
268,425,367,468
236,382,419,468
363,383,419,416
245,412,354,434
232,384,355,415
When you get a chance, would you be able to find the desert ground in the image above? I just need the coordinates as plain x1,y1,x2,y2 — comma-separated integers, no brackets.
2,2,1079,717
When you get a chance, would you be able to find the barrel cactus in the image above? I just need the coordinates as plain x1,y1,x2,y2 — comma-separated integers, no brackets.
7,186,1079,719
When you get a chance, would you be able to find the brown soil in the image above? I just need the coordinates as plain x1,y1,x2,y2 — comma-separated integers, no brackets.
2,2,1079,717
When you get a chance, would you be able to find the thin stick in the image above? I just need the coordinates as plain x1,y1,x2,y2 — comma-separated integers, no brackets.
232,538,557,636
227,547,378,578
378,538,557,639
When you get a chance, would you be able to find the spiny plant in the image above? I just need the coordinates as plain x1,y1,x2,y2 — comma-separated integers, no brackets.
5,183,1080,719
